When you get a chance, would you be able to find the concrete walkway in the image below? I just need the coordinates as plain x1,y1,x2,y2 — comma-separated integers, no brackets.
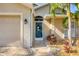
31,47,52,56
0,46,61,56
31,46,61,56
0,47,32,56
33,39,47,48
0,47,50,56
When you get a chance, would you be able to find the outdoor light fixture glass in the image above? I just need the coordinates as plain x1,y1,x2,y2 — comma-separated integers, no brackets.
24,19,28,24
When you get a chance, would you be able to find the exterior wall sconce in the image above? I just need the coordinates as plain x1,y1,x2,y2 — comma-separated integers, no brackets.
24,19,28,24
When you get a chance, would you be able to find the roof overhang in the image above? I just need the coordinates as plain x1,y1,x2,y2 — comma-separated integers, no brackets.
34,3,49,10
44,14,67,20
21,3,33,9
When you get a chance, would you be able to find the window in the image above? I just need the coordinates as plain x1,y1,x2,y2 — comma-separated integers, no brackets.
55,8,66,15
35,16,43,21
64,21,76,38
64,29,68,38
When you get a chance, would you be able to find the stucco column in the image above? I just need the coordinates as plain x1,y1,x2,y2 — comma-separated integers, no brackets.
30,9,34,47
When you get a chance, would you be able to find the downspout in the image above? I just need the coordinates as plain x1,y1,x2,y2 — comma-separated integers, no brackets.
30,8,33,48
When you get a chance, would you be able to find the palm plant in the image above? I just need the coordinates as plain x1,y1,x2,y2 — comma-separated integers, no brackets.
50,3,64,34
50,3,59,34
65,3,79,46
50,3,78,46
74,3,79,10
62,3,79,46
71,3,79,46
63,17,68,29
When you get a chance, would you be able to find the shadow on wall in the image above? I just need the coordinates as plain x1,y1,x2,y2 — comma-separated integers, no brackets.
43,20,64,40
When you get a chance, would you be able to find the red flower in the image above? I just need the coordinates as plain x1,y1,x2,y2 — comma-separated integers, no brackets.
64,41,69,46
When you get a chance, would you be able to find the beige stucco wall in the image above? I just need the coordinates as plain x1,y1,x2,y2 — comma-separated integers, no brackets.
54,17,64,39
0,3,32,48
43,18,51,40
55,18,63,32
44,17,64,40
34,4,65,40
35,4,50,16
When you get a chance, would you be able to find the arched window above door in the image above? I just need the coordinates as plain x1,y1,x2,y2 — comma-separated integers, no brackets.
35,16,43,21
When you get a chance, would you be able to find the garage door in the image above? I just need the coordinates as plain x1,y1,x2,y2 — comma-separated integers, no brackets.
0,15,20,47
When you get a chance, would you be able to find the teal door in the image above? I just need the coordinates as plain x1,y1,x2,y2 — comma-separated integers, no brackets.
35,22,42,38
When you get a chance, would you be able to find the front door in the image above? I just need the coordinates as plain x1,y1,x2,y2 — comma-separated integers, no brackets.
35,22,43,40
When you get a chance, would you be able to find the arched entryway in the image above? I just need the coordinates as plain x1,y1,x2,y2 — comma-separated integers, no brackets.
35,16,43,40
33,16,46,47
